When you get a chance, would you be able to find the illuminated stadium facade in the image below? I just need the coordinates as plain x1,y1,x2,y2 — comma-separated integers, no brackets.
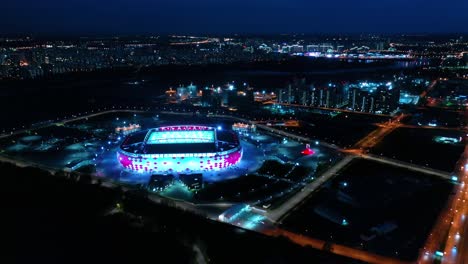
117,125,242,173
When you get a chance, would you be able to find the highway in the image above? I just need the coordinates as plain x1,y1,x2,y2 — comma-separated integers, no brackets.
441,147,468,263
418,145,467,264
417,108,467,264
461,215,468,264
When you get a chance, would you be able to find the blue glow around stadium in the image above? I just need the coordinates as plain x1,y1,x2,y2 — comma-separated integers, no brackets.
118,125,242,173
147,130,215,144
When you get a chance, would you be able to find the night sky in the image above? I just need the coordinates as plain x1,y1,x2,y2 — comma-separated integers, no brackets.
2,0,468,35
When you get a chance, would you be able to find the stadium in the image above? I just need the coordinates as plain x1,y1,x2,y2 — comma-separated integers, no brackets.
117,125,242,173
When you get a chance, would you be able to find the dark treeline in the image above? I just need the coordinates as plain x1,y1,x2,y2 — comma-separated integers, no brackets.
1,162,360,264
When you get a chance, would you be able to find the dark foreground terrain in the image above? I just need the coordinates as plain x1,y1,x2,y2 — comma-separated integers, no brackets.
1,162,360,264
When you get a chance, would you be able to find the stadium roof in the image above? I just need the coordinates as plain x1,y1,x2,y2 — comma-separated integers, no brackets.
143,143,217,154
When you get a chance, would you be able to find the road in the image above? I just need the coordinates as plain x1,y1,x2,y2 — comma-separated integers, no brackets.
254,122,340,150
377,123,466,132
349,113,406,152
441,146,468,264
362,154,452,180
461,215,468,264
419,80,438,99
417,108,467,264
264,228,411,264
418,145,467,264
191,112,340,150
267,155,355,222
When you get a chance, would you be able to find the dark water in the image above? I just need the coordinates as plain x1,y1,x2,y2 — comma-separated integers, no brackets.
0,60,431,130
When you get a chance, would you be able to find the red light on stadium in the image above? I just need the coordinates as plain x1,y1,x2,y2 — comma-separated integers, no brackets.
301,148,315,155
301,144,315,155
